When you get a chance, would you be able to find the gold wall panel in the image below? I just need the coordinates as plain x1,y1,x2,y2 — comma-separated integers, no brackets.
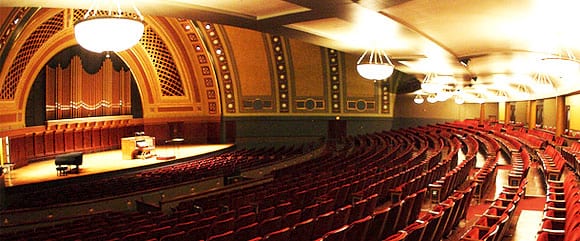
289,39,324,97
223,26,272,97
344,54,375,97
566,94,580,130
542,97,557,128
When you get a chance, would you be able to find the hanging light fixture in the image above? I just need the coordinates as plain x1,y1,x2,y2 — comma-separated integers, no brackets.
454,88,464,104
454,95,464,105
413,94,424,104
74,0,144,53
426,94,437,103
420,73,453,94
356,48,394,80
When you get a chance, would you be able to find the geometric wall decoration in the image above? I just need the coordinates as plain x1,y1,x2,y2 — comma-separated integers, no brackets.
0,8,31,70
1,11,64,100
201,22,236,113
140,26,185,97
381,83,390,114
296,98,325,111
271,35,290,113
177,18,219,114
242,99,273,110
346,100,376,112
327,49,341,113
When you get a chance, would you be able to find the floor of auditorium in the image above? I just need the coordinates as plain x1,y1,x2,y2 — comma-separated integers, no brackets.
2,143,234,187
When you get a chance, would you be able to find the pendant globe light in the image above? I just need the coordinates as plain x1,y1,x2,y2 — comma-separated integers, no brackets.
413,94,424,104
356,48,395,80
74,0,144,53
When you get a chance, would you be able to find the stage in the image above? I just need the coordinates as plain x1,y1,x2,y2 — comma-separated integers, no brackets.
2,143,234,187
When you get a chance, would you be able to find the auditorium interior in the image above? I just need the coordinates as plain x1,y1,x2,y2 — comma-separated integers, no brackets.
1,1,580,240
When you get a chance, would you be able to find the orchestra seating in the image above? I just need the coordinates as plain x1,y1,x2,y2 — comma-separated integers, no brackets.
4,145,308,210
3,120,572,241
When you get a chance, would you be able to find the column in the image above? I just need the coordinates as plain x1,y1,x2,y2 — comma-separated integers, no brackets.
505,102,512,124
479,103,486,124
556,96,566,136
528,100,536,129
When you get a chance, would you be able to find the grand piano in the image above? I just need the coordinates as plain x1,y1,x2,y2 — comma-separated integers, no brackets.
55,151,83,174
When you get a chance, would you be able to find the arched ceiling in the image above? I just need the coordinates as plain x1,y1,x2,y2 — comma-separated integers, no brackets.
3,0,580,103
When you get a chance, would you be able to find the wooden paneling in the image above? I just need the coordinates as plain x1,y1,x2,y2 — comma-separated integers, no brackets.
3,118,219,168
33,132,45,158
44,130,55,156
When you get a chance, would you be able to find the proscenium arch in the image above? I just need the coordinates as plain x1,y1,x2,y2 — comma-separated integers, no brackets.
10,8,222,126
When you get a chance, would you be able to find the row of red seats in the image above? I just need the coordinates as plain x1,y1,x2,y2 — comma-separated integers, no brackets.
6,145,309,210
539,145,567,181
473,155,499,201
428,135,477,203
0,126,468,241
167,130,442,240
384,182,478,241
460,180,525,241
458,129,530,241
536,173,580,241
505,129,546,150
561,141,580,176
381,123,485,241
167,131,436,240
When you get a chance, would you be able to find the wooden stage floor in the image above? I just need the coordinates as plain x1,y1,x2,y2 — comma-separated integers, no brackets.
2,144,234,187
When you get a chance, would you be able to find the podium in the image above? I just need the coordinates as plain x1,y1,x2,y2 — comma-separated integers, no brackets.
121,136,155,160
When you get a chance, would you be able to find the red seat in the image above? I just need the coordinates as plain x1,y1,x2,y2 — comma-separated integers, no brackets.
263,227,291,241
345,215,372,241
290,218,315,241
259,216,282,236
383,230,408,241
206,230,234,241
159,231,186,241
320,225,349,241
235,222,259,241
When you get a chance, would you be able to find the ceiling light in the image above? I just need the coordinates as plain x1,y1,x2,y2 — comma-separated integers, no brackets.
454,88,464,104
454,95,464,105
426,94,437,103
356,48,394,80
413,94,424,104
435,89,453,102
74,0,144,53
421,73,443,93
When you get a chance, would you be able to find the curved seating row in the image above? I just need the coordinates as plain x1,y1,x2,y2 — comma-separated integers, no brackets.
1,125,479,241
5,145,308,210
536,173,580,241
